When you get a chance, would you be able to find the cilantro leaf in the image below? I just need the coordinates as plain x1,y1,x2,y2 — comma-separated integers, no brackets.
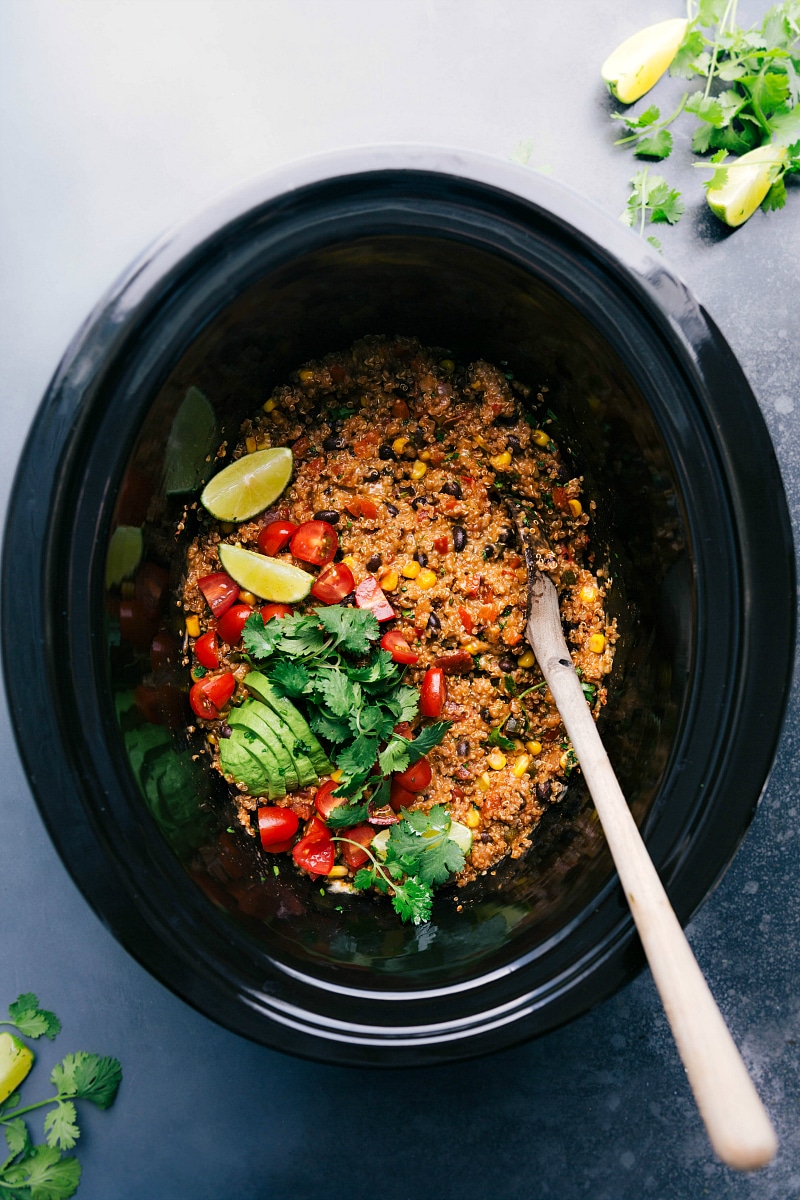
635,129,673,159
317,671,359,719
7,994,61,1041
347,649,399,687
277,613,327,656
378,738,412,776
325,800,371,829
355,705,395,741
5,1144,81,1200
386,806,466,886
487,726,515,752
670,27,707,78
316,605,379,653
391,876,433,925
241,612,283,660
686,92,725,126
648,182,685,224
3,1116,30,1159
268,659,311,699
762,176,788,210
384,685,419,724
335,734,378,779
51,1053,122,1110
43,1101,80,1152
308,710,351,744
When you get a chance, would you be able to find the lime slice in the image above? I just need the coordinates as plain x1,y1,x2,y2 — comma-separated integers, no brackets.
164,386,217,495
448,819,473,856
707,144,789,228
105,524,144,587
601,18,688,104
218,543,311,602
0,1032,34,1105
201,447,293,522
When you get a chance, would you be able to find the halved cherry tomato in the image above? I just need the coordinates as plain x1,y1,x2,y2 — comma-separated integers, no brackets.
198,571,239,617
395,756,432,792
345,497,379,520
458,605,474,634
257,806,300,850
189,671,236,719
355,576,395,622
380,629,419,665
420,666,446,718
390,776,419,812
216,603,252,646
311,561,354,604
314,779,345,821
258,519,298,556
434,536,449,554
292,816,335,877
194,629,220,669
434,651,475,676
290,520,338,566
261,603,293,623
340,823,375,870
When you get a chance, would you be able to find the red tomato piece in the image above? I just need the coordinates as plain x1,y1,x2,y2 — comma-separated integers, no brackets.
198,571,239,617
355,577,395,622
434,535,449,554
434,651,475,676
189,671,236,720
390,776,419,813
311,561,354,604
380,629,419,664
393,722,413,739
420,666,447,718
292,818,335,878
477,603,499,625
340,823,375,871
314,778,345,821
345,497,379,520
458,605,474,634
290,520,339,566
395,756,432,793
194,629,220,669
260,603,293,623
552,486,570,512
216,603,253,646
257,806,300,850
257,519,298,556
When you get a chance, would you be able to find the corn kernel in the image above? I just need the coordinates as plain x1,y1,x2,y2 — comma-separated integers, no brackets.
262,398,277,413
478,772,492,792
341,555,358,569
298,368,314,383
568,499,583,518
330,768,344,782
487,749,507,770
465,807,480,829
392,436,409,454
255,433,269,450
419,449,432,461
589,633,606,654
518,649,536,668
560,753,570,770
185,615,201,638
360,396,371,409
532,429,550,447
490,451,513,470
206,733,217,747
238,590,257,606
580,584,597,603
417,568,437,589
378,568,399,591
245,435,257,454
326,865,349,878
410,460,428,480
440,358,455,372
402,561,421,579
526,740,543,756
513,738,525,751
512,754,532,778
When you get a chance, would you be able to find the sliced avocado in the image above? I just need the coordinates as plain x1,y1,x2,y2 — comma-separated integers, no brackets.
219,727,286,800
233,699,318,788
228,704,300,791
244,671,332,775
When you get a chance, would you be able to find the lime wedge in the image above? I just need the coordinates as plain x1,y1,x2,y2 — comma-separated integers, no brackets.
164,386,217,495
218,543,311,602
706,144,789,227
105,524,144,587
0,1032,34,1105
601,18,688,104
201,447,293,522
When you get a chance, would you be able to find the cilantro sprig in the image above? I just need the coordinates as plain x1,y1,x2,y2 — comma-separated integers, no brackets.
621,167,685,249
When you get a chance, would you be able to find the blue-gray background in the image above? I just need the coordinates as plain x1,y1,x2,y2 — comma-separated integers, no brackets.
1,2,798,1197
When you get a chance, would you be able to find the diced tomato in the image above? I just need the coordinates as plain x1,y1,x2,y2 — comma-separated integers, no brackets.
458,605,474,634
355,577,395,622
194,629,219,669
257,519,298,556
462,575,481,599
198,572,239,617
552,486,570,512
290,520,338,566
340,823,375,871
391,398,410,418
420,666,447,718
329,362,347,384
390,777,419,813
292,817,335,878
345,497,379,520
261,603,294,623
189,671,236,719
311,561,354,604
353,432,381,458
502,629,523,646
433,536,449,554
477,603,499,625
393,722,413,739
291,435,310,459
434,652,474,676
314,778,345,821
380,629,419,664
395,756,432,792
257,806,300,850
216,603,253,646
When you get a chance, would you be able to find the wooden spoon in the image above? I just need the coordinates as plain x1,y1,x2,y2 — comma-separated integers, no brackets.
516,522,777,1170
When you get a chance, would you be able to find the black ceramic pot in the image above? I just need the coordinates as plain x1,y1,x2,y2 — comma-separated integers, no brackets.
3,149,794,1065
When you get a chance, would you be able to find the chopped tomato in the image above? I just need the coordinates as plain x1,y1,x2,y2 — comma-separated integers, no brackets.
380,629,419,664
340,823,375,871
290,520,338,566
462,575,481,599
393,722,413,739
345,497,379,520
477,603,499,625
329,362,347,384
434,651,474,676
198,571,239,617
311,561,354,604
458,605,474,634
216,602,253,646
189,671,236,719
355,577,395,622
420,666,447,718
291,435,310,459
395,756,432,792
434,535,449,554
314,778,345,821
260,603,294,623
390,776,419,813
292,817,335,878
194,629,219,669
353,432,381,458
391,398,410,418
257,519,297,556
552,486,570,512
257,806,299,850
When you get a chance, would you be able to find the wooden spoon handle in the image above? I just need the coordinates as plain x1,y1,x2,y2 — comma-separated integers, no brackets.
526,573,777,1171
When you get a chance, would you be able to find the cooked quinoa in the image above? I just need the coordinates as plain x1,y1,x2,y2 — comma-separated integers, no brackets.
180,336,616,890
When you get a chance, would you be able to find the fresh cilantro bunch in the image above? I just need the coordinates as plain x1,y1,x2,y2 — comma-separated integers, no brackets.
0,994,121,1200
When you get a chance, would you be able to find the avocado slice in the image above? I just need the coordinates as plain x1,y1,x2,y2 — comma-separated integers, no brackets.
228,704,299,791
232,699,318,788
244,671,332,775
219,727,286,799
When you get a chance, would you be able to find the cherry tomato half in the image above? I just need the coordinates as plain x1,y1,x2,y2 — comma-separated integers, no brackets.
216,603,252,646
257,519,298,557
290,520,339,566
260,603,293,623
198,571,239,617
311,561,354,604
189,671,236,720
194,629,220,669
340,823,375,871
420,666,447,718
292,817,335,878
380,629,419,665
354,576,395,622
395,756,432,793
390,776,419,813
314,778,345,820
257,806,300,850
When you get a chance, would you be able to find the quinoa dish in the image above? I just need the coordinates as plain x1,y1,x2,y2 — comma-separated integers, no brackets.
179,336,616,923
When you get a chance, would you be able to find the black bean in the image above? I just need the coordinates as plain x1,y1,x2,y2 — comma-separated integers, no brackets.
497,526,516,546
506,435,522,452
441,479,462,499
536,781,553,803
386,503,399,517
480,707,492,723
495,410,518,426
483,544,496,560
456,738,470,758
427,612,441,632
366,554,382,572
413,550,428,567
340,591,356,606
411,497,428,510
323,434,345,451
379,445,396,460
313,509,340,524
413,427,426,448
219,724,232,739
363,469,380,483
498,655,516,673
453,526,467,552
